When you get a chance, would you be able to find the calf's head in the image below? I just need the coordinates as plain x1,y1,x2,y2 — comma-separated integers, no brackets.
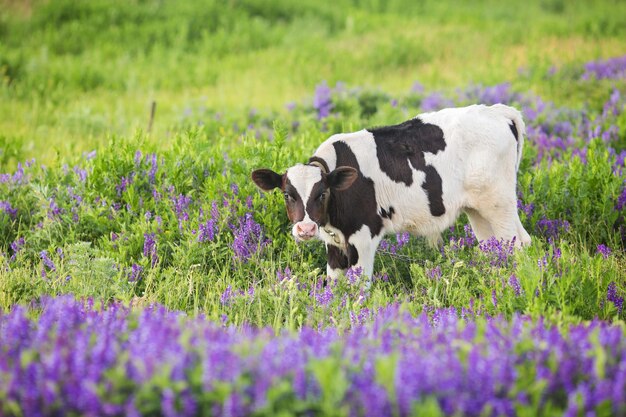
251,164,358,241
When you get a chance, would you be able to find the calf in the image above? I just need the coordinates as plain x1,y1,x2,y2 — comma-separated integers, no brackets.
252,104,531,279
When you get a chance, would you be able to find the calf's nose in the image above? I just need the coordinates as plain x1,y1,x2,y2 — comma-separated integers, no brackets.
296,222,318,239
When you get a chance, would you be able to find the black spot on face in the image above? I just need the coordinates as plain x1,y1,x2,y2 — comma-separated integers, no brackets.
369,118,446,217
328,141,383,238
509,122,519,142
283,179,305,223
305,180,328,225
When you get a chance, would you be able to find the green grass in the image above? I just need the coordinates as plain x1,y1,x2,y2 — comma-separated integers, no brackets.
2,0,626,167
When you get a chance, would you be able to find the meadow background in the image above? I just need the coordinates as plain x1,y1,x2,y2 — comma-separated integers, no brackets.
1,0,626,415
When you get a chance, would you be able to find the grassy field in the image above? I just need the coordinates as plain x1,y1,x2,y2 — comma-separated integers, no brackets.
1,0,626,415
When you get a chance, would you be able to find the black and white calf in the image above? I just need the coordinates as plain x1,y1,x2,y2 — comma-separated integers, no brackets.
252,104,531,279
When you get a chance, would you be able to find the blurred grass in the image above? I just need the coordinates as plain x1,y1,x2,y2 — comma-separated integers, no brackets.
1,0,625,166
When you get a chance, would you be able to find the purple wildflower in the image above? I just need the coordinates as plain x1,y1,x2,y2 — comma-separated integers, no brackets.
220,285,234,306
143,233,158,267
427,266,442,280
491,289,498,308
40,250,56,278
231,213,268,261
0,200,17,217
607,282,624,314
617,187,626,211
276,267,292,282
509,274,522,296
346,266,363,285
116,175,133,196
420,92,454,112
313,81,333,119
73,166,87,182
410,82,424,94
48,198,63,219
129,264,143,282
315,286,334,306
517,199,535,218
597,244,612,259
197,219,218,243
10,237,25,260
536,217,570,240
582,55,626,80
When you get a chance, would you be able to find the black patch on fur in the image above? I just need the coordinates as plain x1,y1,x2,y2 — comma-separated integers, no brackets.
328,141,383,239
380,206,395,219
347,244,359,266
327,244,349,270
509,122,519,142
308,156,329,173
305,180,327,225
326,243,360,270
284,178,305,223
369,118,446,216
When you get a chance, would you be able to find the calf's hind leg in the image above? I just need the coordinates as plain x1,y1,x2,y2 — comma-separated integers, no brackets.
473,196,531,247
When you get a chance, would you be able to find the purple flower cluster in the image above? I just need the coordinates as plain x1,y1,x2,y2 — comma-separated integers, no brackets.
478,237,516,268
230,212,269,261
536,217,570,240
607,282,624,314
450,224,478,250
420,92,454,112
379,232,411,254
143,232,158,267
1,297,625,417
460,82,521,105
313,81,333,119
0,200,17,217
582,55,626,80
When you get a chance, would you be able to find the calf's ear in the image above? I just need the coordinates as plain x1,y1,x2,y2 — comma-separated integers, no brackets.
327,166,358,191
251,169,283,191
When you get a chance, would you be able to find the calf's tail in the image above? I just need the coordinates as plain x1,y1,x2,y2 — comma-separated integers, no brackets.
491,104,526,172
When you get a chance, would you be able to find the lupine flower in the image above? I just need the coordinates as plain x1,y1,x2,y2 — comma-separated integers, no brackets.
427,266,442,280
276,267,292,282
143,233,158,267
346,266,363,285
420,92,454,112
582,55,626,80
313,81,333,119
220,285,234,305
597,244,612,259
231,213,269,261
478,237,516,268
517,199,535,218
617,187,626,211
315,286,334,306
197,218,218,243
129,264,143,282
509,274,522,296
73,166,87,182
536,217,570,239
10,237,25,260
39,250,56,278
116,175,133,196
48,198,63,219
0,200,17,217
607,282,624,314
